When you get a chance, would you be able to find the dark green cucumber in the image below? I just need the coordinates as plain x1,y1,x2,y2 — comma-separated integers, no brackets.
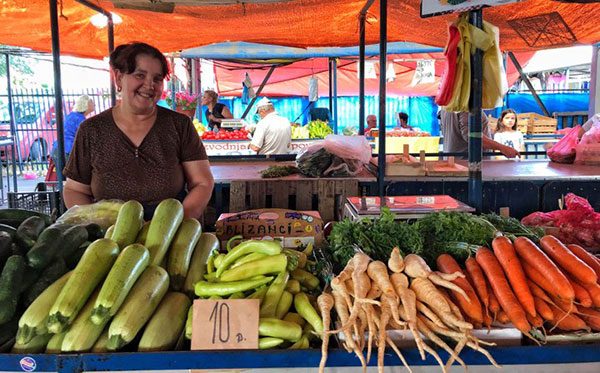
0,315,18,348
0,255,26,323
0,224,17,239
19,265,41,294
26,226,63,269
0,209,52,228
84,223,105,241
0,231,12,268
23,258,69,308
65,243,89,270
59,225,90,259
16,216,47,250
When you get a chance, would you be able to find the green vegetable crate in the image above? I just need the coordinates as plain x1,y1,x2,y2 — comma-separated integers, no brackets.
342,195,475,222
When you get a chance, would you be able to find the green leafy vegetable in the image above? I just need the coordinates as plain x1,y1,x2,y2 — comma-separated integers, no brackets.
481,213,544,242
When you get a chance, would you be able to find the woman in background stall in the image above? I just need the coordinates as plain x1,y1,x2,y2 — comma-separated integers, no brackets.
201,90,233,131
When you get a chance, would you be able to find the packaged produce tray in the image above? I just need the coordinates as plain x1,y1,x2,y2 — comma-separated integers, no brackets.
343,195,475,221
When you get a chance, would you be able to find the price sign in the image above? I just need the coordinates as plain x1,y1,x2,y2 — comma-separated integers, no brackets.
191,299,259,350
420,0,522,18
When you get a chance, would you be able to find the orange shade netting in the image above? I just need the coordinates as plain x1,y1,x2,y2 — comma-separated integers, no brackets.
1,0,599,59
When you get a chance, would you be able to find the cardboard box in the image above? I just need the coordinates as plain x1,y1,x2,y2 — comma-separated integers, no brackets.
215,209,323,249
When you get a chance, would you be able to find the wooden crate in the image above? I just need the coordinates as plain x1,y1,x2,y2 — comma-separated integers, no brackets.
517,112,557,134
228,179,359,222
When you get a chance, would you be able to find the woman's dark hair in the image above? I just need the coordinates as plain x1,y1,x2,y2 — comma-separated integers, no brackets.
109,42,170,79
497,109,518,132
398,112,409,122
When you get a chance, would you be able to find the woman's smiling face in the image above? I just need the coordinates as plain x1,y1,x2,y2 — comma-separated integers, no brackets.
117,54,165,114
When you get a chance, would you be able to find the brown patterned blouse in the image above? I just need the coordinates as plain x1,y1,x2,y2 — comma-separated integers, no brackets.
64,106,208,206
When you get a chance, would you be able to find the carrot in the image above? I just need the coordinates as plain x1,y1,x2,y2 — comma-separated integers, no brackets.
578,307,600,331
528,281,553,304
550,295,579,315
436,254,483,324
475,248,531,334
522,260,573,302
513,237,574,301
526,313,544,328
496,310,510,324
533,296,554,321
578,280,600,308
487,283,500,315
567,244,600,280
465,257,489,310
547,303,589,332
492,236,536,317
539,235,597,285
564,273,593,308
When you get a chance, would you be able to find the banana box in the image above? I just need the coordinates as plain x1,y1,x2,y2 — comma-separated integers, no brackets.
215,208,323,250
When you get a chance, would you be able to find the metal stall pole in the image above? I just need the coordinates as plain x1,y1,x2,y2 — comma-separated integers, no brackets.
5,54,19,191
50,0,65,197
241,65,277,119
328,58,333,116
508,52,550,117
467,9,484,212
75,0,116,105
332,58,338,133
377,0,387,199
358,0,375,135
588,44,599,117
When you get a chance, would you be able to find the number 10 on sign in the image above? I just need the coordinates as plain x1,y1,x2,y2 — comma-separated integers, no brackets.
191,299,259,350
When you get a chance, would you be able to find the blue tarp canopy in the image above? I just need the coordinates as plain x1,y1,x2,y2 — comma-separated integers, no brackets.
181,41,442,60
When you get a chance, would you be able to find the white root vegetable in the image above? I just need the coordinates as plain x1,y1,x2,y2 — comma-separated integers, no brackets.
390,273,426,360
331,289,354,353
405,254,470,301
367,261,406,328
388,247,405,273
317,293,334,373
411,277,473,331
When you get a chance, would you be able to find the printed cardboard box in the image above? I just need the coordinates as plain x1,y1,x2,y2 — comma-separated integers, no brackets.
215,209,323,249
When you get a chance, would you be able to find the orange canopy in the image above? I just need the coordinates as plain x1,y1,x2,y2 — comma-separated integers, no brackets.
1,0,599,59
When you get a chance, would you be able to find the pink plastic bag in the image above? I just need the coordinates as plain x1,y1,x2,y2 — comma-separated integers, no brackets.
547,125,581,164
575,119,600,165
323,135,372,164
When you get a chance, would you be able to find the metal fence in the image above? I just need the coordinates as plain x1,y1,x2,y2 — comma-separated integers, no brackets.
0,88,112,171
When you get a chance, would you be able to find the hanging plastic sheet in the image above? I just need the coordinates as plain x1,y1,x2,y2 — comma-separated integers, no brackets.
308,76,319,102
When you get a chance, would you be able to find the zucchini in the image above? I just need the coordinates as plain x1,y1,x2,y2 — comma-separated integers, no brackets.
0,315,19,347
111,200,144,249
0,209,52,228
11,333,52,353
135,221,150,245
16,216,47,250
26,226,64,269
145,199,184,265
0,255,26,323
0,231,12,268
65,244,88,270
104,225,115,239
84,223,104,241
23,258,69,308
167,218,202,291
138,292,191,352
59,225,89,259
47,238,119,333
91,244,150,325
183,233,220,297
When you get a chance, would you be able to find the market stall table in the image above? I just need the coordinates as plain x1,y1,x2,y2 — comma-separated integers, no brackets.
209,161,376,224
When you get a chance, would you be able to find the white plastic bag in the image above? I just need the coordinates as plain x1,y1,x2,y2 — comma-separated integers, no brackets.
323,134,372,164
308,76,318,102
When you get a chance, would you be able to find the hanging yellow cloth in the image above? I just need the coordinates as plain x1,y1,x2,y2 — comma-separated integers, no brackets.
444,15,507,112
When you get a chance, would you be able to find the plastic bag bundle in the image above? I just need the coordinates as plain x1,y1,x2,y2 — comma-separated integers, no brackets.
547,125,581,164
56,199,124,229
575,115,600,165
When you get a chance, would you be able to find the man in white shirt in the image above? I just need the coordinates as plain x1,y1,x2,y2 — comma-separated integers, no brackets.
250,98,292,155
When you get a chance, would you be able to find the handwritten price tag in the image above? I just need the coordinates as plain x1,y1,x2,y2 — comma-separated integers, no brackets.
191,299,259,350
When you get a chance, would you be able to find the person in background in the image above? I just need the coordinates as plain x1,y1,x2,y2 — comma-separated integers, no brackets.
493,109,524,152
365,114,377,136
201,89,233,131
439,108,520,159
250,97,291,155
52,95,95,162
395,112,414,131
63,42,214,220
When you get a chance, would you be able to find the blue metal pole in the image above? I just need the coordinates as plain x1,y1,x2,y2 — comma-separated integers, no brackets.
50,0,65,198
468,9,483,212
377,0,387,199
332,58,338,134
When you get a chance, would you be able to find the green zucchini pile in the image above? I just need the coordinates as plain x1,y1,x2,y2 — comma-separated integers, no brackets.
0,209,105,352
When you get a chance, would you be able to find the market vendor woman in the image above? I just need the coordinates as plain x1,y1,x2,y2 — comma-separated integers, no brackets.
63,42,214,220
201,89,233,131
